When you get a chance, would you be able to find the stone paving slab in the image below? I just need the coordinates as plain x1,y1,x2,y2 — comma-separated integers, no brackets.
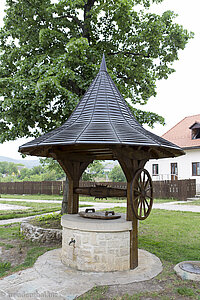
0,248,162,300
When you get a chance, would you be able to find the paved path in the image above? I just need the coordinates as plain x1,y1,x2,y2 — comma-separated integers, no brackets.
0,198,200,226
0,248,162,300
153,201,200,213
0,203,30,211
0,198,61,204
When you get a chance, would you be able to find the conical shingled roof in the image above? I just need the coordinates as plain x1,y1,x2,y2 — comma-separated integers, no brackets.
19,55,184,159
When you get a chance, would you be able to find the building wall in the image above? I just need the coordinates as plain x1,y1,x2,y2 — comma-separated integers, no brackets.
145,149,200,193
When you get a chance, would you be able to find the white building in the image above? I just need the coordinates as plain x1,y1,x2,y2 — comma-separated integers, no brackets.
146,114,200,193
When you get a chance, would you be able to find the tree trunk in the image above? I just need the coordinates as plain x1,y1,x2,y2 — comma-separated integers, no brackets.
61,176,69,215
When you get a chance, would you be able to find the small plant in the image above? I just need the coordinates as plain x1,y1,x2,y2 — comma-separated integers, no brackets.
36,212,61,222
176,286,195,297
0,260,11,273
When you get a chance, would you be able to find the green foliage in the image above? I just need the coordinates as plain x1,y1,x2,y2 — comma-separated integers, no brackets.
40,158,65,179
0,0,193,142
108,165,126,182
82,160,105,181
0,161,19,176
176,287,195,297
0,260,11,277
36,212,61,222
0,159,65,182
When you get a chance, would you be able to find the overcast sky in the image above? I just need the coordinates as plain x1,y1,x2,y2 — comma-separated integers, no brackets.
0,0,199,160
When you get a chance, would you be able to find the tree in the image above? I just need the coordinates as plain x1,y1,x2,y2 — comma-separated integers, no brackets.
0,0,193,142
40,158,65,179
0,161,18,175
82,160,105,181
108,165,126,182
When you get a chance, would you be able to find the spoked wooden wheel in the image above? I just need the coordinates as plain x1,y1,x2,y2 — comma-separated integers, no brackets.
130,168,153,220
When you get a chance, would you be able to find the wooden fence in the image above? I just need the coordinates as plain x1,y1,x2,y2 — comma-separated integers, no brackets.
0,179,196,200
152,179,196,201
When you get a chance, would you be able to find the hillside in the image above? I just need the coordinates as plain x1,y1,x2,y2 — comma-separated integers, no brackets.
0,156,40,169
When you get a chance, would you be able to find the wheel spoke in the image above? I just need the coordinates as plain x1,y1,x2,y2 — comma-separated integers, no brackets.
145,187,152,192
142,172,146,185
134,188,140,195
146,194,153,199
134,196,139,203
144,178,150,189
144,198,150,209
137,197,142,209
143,199,146,215
139,200,143,217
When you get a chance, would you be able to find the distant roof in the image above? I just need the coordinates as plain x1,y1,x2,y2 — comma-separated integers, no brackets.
19,55,184,159
162,114,200,149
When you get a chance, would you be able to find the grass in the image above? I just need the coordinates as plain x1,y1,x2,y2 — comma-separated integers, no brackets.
0,194,126,203
30,212,62,229
179,199,200,206
0,200,61,220
1,207,200,299
0,194,63,201
112,207,200,263
0,223,60,278
139,209,200,264
0,200,92,220
0,193,179,204
78,208,200,300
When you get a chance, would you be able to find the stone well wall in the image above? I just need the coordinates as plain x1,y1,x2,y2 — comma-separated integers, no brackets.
61,214,132,272
21,222,62,244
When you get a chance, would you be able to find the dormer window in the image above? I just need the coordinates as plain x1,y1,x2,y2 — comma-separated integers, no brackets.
189,122,200,139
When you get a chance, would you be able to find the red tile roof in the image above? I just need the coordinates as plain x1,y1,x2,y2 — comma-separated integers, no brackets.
162,114,200,149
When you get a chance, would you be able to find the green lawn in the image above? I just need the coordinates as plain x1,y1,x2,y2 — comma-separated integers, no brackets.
0,200,92,220
1,208,200,299
78,208,200,299
0,223,59,278
179,199,200,206
112,207,200,264
0,194,63,201
0,194,178,203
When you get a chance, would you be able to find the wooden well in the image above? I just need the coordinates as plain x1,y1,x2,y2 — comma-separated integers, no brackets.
19,54,184,269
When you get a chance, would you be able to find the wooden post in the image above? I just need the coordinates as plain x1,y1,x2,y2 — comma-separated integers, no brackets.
61,176,69,215
117,156,147,269
126,179,139,269
58,159,92,214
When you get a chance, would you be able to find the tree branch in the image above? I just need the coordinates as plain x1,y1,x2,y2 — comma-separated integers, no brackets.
108,51,150,58
54,14,83,29
83,0,96,43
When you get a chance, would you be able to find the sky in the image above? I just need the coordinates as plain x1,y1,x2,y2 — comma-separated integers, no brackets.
0,0,200,160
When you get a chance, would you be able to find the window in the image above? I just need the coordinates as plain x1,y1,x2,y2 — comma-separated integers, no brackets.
192,162,200,176
171,163,178,175
152,164,159,175
189,123,200,139
171,163,178,180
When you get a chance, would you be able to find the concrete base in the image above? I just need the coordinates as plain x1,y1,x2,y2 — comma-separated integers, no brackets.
174,261,200,281
0,248,162,300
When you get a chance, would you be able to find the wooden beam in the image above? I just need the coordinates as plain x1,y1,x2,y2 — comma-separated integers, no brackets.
57,159,93,214
74,186,127,198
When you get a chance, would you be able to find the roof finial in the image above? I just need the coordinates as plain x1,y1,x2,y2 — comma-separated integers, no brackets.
100,53,107,72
